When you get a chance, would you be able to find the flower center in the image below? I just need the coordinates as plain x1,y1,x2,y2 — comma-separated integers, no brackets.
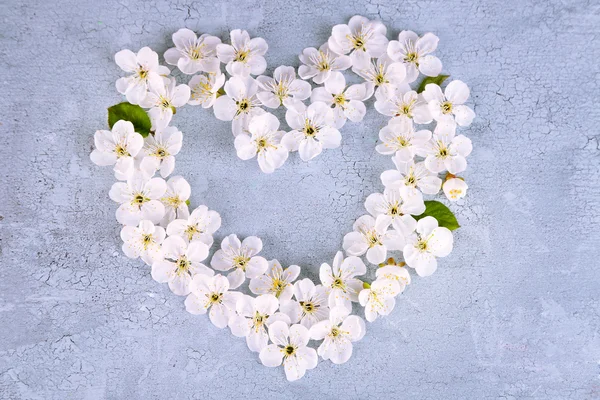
332,278,344,289
142,234,153,249
405,52,418,63
438,146,449,158
188,45,205,60
257,138,268,150
333,94,346,106
156,148,167,158
160,96,172,109
441,101,453,114
184,224,201,241
163,195,182,209
299,301,316,314
177,256,190,274
396,137,409,147
303,122,317,138
405,174,416,187
137,67,148,80
365,230,382,247
352,36,366,50
389,205,400,215
271,279,286,296
209,292,222,304
375,73,386,85
252,311,268,330
115,144,129,157
235,49,250,62
237,99,249,113
417,239,428,251
331,326,341,337
284,345,296,356
317,54,330,71
133,193,149,205
233,255,250,271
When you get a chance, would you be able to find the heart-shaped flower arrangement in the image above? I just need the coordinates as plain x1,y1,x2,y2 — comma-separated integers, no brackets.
90,15,476,381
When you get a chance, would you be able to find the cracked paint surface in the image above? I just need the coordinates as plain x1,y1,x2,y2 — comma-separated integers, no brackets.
1,0,599,398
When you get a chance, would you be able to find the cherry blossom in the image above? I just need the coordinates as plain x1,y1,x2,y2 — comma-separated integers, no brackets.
184,274,242,328
298,44,352,84
282,102,341,161
309,306,365,364
249,260,301,302
216,29,268,77
151,235,213,296
387,31,442,83
211,234,269,289
115,47,169,104
90,120,144,181
310,72,367,128
259,321,318,381
164,28,221,74
403,216,453,277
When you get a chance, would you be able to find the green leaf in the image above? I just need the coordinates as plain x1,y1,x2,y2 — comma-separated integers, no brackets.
185,199,191,206
108,102,152,137
414,200,460,231
417,74,450,93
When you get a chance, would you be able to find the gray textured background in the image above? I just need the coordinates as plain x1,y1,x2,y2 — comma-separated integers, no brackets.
1,0,599,398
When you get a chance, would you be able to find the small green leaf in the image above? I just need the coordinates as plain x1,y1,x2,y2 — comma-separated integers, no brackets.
414,200,460,231
417,74,450,93
108,102,152,137
362,281,371,289
185,199,191,206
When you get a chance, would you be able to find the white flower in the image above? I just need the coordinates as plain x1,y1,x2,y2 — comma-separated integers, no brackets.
115,47,169,104
140,77,191,129
256,66,311,110
234,113,289,174
90,120,144,180
358,278,402,322
310,72,367,128
213,76,264,136
259,321,318,381
319,251,366,310
120,220,165,265
211,234,268,289
352,55,407,100
403,216,453,277
184,274,242,328
376,264,411,289
109,174,166,226
187,72,226,108
279,278,329,329
423,122,473,174
342,214,405,265
298,44,352,84
249,260,301,302
160,176,191,226
228,294,291,352
375,117,431,161
164,28,221,74
374,88,432,124
443,178,468,201
381,156,442,195
309,306,365,364
364,187,425,236
166,205,221,246
387,31,442,83
151,235,214,296
139,126,183,178
216,29,268,77
282,102,342,161
422,81,476,127
328,15,389,67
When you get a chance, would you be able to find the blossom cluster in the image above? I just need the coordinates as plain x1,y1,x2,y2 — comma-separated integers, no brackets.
90,15,475,381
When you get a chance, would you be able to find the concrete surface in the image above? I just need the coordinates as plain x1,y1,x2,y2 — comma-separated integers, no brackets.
1,0,599,398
